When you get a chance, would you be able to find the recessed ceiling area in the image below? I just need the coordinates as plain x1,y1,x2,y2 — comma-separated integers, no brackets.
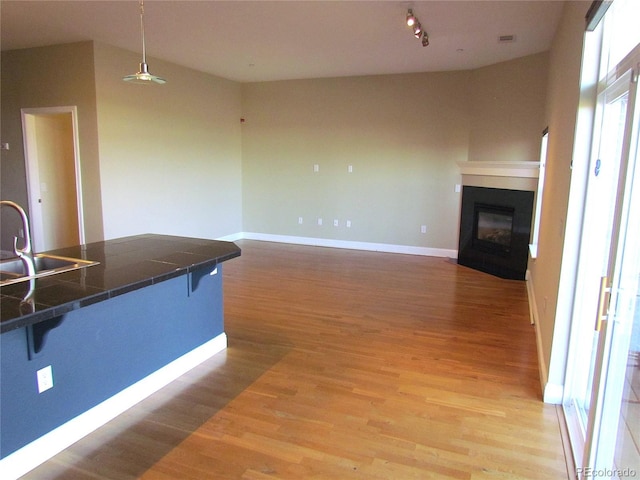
0,1,565,83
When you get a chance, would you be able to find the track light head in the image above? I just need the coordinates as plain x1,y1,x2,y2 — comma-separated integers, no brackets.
413,22,423,38
421,32,430,47
406,9,416,27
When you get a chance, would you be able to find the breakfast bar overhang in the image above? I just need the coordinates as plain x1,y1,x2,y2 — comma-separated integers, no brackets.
0,234,241,479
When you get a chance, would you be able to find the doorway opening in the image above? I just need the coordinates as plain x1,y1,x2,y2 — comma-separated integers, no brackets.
21,106,85,252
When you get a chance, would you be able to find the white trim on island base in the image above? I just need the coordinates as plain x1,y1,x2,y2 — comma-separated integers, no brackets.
0,333,227,480
218,232,458,259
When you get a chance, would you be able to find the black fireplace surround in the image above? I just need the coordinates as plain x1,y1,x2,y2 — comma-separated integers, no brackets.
458,186,534,280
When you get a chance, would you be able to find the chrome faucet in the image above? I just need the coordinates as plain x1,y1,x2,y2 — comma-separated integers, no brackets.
1,200,36,277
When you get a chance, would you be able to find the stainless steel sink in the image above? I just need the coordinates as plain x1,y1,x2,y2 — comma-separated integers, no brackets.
0,253,100,286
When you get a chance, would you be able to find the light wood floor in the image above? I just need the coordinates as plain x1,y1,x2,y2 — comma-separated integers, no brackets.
23,240,569,479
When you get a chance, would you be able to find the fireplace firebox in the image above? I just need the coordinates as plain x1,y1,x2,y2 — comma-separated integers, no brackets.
458,186,534,280
473,203,514,254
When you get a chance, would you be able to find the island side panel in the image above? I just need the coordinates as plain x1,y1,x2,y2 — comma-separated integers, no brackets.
0,264,223,459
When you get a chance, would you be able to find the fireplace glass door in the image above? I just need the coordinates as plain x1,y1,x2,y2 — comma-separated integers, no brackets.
473,204,514,254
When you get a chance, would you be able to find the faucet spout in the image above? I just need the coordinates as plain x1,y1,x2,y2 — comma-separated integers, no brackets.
1,200,36,277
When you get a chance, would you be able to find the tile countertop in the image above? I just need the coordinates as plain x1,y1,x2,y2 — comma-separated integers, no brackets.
0,234,241,334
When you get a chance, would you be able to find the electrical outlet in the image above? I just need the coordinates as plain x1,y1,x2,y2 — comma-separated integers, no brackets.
298,217,303,224
334,219,339,227
317,218,323,226
346,220,352,228
421,225,427,234
37,365,54,393
313,164,320,173
348,165,353,173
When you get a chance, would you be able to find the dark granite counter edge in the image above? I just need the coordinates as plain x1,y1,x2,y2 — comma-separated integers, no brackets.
0,237,240,334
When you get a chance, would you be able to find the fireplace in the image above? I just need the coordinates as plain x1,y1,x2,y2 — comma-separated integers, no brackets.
458,186,534,280
473,203,514,254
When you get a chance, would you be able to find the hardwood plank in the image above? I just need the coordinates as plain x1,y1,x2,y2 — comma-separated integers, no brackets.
22,240,568,479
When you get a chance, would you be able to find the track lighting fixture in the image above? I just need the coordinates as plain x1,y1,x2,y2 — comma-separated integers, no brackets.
123,0,166,85
405,8,430,47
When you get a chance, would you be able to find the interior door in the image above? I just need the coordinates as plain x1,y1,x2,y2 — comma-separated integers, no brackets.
21,108,84,252
576,68,640,477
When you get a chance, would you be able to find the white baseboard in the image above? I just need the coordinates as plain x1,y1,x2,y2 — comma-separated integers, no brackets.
526,271,563,404
0,333,227,480
525,269,535,325
231,232,458,258
216,232,244,242
543,382,564,404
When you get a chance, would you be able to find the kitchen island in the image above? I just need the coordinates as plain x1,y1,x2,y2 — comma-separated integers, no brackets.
0,234,240,478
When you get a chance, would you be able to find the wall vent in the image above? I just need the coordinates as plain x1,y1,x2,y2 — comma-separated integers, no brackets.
498,34,516,43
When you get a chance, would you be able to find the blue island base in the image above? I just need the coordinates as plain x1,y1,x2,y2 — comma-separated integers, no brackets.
0,263,226,479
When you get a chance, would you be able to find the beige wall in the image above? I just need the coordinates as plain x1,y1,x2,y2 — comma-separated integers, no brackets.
469,52,549,163
93,43,243,240
1,42,243,246
241,73,472,249
241,54,548,250
0,42,103,247
529,0,591,397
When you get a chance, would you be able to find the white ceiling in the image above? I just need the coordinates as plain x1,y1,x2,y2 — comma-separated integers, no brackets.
1,0,566,83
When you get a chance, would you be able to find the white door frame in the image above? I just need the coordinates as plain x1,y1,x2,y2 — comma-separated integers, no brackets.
21,106,86,252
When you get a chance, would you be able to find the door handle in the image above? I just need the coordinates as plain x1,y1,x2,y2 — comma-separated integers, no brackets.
595,276,611,332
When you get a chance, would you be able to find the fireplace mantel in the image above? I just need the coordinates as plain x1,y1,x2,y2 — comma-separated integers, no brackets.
458,161,539,191
457,161,540,178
